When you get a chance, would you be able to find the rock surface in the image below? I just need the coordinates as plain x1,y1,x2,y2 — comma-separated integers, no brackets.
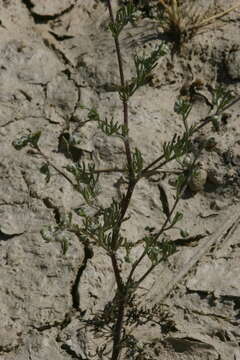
0,0,240,359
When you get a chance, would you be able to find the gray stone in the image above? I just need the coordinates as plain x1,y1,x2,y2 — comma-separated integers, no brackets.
30,0,76,17
226,50,240,81
187,258,240,297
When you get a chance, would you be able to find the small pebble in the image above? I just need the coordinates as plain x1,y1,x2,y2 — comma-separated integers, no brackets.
189,166,207,192
207,168,223,186
0,127,7,136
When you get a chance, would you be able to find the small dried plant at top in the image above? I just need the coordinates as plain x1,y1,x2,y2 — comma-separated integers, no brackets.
12,1,240,359
157,0,240,44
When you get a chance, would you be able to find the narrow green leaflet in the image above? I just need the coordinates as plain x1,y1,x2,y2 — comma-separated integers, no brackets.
147,238,176,265
98,117,122,136
132,148,144,176
88,108,100,122
171,211,183,227
40,163,51,183
134,44,168,88
163,130,193,162
174,98,192,119
29,131,41,147
211,86,235,113
157,183,170,219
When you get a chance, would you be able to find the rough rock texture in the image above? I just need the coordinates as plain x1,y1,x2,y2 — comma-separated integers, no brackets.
0,0,240,359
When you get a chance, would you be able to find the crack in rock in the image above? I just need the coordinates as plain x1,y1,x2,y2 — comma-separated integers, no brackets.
48,31,75,42
42,197,62,224
21,0,77,24
0,229,25,241
42,37,74,68
41,196,94,310
71,246,94,310
61,343,84,360
31,310,77,332
40,196,94,311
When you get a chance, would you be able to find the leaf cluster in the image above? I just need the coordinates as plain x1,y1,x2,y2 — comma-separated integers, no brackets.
163,130,193,162
119,43,168,102
77,105,101,127
79,105,128,138
126,295,175,331
109,3,136,38
134,44,168,88
98,117,128,138
211,85,235,114
74,199,125,252
12,131,41,150
125,335,154,360
145,236,177,265
174,98,192,131
202,86,236,132
41,212,73,255
124,300,175,358
66,162,100,203
83,300,117,337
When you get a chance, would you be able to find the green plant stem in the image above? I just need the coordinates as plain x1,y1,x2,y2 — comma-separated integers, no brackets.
135,262,158,287
107,0,137,250
119,180,136,223
141,154,165,174
111,294,126,360
127,199,179,289
106,0,133,178
91,167,127,174
111,253,124,291
221,95,240,112
145,156,176,174
111,179,136,257
106,2,138,358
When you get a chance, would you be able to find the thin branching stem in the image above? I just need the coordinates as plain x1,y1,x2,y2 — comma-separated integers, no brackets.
111,254,124,291
195,95,240,132
110,295,126,360
141,93,240,176
135,262,157,287
127,158,197,287
141,154,165,174
106,2,137,358
144,156,176,174
221,95,240,113
106,0,133,178
35,146,75,187
90,167,127,174
143,169,182,178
